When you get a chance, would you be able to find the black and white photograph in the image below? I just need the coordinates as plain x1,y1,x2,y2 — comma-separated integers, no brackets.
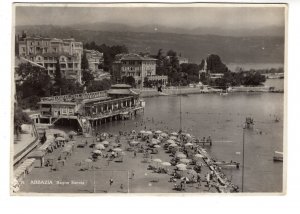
11,3,286,194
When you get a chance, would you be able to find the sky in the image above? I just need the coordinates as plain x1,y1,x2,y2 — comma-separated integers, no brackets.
14,4,286,30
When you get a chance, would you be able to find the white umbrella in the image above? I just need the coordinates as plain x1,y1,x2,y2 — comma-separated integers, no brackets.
177,166,187,171
102,141,109,145
194,154,204,158
161,162,171,166
154,145,161,148
155,130,162,134
130,140,139,145
180,158,191,164
85,158,93,163
176,153,187,159
181,177,189,182
185,142,193,147
95,144,105,150
153,158,162,168
169,136,177,140
68,131,77,136
55,137,65,141
170,132,178,136
161,133,168,138
93,150,102,155
140,130,146,134
169,143,178,147
166,139,175,144
113,148,122,152
145,131,152,135
151,140,159,145
153,158,162,163
176,163,187,168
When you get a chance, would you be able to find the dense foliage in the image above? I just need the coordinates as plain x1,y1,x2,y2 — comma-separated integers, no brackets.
84,42,128,72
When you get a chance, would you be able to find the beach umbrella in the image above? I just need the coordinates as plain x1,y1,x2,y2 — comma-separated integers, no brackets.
154,145,161,148
111,142,118,147
185,142,193,147
176,163,187,168
161,162,171,167
102,141,109,145
151,140,159,145
145,131,152,135
177,166,187,171
170,132,178,136
130,140,139,145
55,137,65,141
166,139,175,144
161,133,168,138
85,158,92,163
95,144,105,150
180,158,191,164
169,143,178,147
181,177,189,182
153,158,162,168
113,148,122,152
153,158,162,163
194,154,204,158
169,136,177,140
176,153,187,159
155,130,162,134
188,169,198,176
140,130,146,134
92,150,102,155
68,131,77,136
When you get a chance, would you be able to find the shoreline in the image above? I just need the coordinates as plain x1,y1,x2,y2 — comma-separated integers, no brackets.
134,86,284,98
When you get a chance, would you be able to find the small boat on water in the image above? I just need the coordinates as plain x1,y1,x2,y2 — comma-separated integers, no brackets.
273,151,283,162
220,92,228,96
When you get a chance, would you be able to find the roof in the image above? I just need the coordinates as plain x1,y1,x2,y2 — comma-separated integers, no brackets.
111,84,132,89
120,53,157,61
107,89,133,95
15,57,45,69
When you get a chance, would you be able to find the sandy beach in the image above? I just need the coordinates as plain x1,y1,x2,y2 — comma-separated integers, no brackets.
19,130,236,194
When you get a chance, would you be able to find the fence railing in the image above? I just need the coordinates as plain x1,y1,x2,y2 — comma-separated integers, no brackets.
40,91,108,102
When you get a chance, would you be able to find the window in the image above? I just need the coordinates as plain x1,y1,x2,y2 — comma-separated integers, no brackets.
44,57,48,61
22,47,25,52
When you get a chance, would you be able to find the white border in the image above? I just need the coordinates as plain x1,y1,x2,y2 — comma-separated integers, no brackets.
1,0,299,213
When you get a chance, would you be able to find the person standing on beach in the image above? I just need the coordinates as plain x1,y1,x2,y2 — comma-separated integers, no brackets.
109,178,114,187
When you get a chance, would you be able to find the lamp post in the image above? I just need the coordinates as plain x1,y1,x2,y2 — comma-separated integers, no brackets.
242,124,246,192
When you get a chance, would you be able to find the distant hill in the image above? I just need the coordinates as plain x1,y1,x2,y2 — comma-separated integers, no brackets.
15,25,284,64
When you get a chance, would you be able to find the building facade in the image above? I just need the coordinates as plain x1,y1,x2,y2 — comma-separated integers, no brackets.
113,53,167,88
84,49,104,72
18,36,83,83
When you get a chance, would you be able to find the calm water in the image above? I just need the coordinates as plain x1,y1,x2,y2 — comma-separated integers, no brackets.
96,80,284,193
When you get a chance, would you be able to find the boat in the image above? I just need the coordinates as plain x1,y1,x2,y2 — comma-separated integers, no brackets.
273,151,283,162
220,92,228,96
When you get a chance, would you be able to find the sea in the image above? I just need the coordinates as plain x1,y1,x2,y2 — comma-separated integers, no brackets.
94,79,284,193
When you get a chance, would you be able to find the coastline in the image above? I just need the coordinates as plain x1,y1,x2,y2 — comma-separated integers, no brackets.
134,85,284,98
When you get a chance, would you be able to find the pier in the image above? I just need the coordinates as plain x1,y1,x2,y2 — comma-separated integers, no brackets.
32,84,144,135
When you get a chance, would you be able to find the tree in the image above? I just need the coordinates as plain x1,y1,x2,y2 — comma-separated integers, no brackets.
14,105,32,134
15,62,52,108
82,69,94,86
122,76,136,87
86,79,111,92
54,59,62,86
206,54,229,73
81,51,89,70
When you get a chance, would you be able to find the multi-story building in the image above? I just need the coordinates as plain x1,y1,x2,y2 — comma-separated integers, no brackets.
18,36,83,83
113,53,168,88
84,49,104,72
178,56,189,65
